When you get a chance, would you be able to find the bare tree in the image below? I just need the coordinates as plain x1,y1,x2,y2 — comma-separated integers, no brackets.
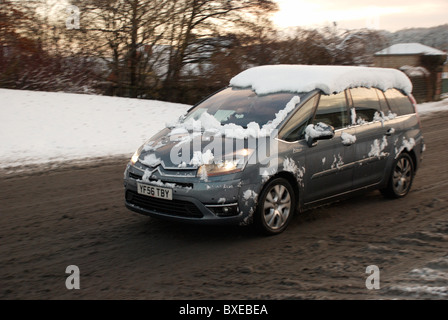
4,1,388,102
73,0,171,97
69,0,276,100
0,0,102,92
160,0,277,100
318,26,387,65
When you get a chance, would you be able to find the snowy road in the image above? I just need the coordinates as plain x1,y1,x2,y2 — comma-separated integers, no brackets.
1,111,447,299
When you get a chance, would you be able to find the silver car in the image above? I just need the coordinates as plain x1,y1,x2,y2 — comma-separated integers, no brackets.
124,65,424,235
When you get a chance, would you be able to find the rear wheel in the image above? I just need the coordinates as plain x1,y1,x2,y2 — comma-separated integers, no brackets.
254,178,296,235
381,153,414,198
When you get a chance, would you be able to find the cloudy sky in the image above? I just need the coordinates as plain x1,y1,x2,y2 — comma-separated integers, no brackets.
272,0,448,31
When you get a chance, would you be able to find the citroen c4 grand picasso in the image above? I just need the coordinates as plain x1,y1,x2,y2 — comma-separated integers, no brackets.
124,65,424,235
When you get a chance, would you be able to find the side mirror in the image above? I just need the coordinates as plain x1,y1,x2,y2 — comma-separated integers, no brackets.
305,123,335,147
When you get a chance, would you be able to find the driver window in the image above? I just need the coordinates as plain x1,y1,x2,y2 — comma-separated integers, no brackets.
313,92,349,129
279,95,318,142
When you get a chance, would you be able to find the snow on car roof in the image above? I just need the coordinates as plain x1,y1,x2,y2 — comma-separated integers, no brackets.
229,64,412,96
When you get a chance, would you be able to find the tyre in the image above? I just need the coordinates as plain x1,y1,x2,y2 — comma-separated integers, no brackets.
254,177,296,235
381,152,414,199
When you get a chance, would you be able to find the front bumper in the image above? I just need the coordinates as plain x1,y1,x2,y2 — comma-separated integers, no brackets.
123,164,259,225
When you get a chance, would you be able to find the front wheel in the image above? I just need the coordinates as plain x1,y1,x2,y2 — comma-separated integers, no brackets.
254,177,296,235
381,153,415,199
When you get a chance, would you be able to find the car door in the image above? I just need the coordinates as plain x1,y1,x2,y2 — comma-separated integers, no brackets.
303,91,356,203
349,87,395,188
277,93,318,198
383,88,416,138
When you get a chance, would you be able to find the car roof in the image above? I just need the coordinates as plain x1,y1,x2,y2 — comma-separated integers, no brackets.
230,65,412,96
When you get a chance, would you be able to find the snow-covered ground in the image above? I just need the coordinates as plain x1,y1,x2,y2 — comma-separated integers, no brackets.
0,88,189,169
416,98,448,115
0,88,447,169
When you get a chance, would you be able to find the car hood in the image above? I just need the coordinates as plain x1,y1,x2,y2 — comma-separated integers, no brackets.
137,127,260,170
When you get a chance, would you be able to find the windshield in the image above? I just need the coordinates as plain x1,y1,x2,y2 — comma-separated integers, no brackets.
184,87,298,128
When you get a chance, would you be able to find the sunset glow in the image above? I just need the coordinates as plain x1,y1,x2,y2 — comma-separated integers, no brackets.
272,0,448,31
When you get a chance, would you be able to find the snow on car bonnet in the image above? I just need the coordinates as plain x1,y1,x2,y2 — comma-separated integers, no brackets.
229,65,412,95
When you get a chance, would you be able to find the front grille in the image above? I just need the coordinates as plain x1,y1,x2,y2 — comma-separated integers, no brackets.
153,179,194,189
126,190,203,218
128,172,194,189
129,172,142,180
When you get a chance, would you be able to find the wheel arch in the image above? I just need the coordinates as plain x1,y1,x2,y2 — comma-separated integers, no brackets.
403,149,418,173
262,171,301,213
381,150,415,198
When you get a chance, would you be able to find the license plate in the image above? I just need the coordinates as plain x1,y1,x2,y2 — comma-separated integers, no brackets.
137,182,173,200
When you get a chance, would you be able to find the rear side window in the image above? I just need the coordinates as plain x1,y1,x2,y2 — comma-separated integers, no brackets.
374,88,389,112
313,92,349,129
279,95,318,141
384,89,415,116
350,87,382,123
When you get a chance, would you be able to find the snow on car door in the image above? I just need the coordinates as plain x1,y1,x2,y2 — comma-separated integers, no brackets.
350,88,394,188
303,91,356,204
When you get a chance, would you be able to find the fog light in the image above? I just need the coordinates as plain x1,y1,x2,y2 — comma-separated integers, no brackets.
126,191,134,202
206,203,240,217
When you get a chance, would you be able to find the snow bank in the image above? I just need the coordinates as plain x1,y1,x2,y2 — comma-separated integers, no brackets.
230,65,412,95
390,285,448,298
417,98,448,115
0,88,189,168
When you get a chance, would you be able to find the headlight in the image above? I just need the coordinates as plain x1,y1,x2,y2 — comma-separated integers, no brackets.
198,159,242,177
130,145,144,165
197,149,253,177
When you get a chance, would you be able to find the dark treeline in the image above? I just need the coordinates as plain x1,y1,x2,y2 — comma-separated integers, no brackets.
1,0,388,105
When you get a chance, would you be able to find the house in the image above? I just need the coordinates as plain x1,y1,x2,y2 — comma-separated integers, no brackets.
442,59,448,96
374,43,447,102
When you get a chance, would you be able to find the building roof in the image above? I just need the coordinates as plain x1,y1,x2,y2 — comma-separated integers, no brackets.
375,43,446,56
